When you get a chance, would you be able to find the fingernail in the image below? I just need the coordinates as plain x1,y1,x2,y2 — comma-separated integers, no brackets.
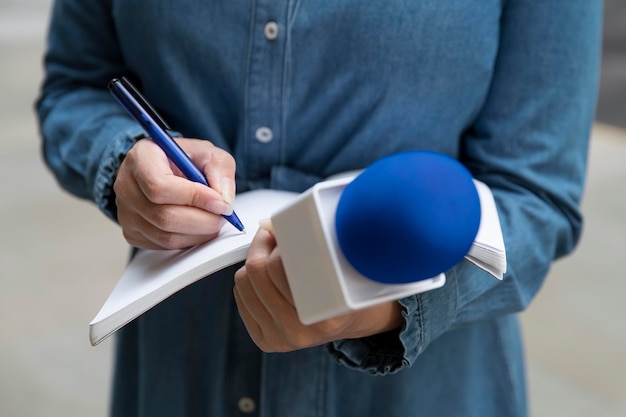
220,178,236,206
205,198,231,216
222,203,234,216
258,218,274,235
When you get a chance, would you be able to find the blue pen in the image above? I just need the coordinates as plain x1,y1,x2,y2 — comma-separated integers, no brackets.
108,77,245,232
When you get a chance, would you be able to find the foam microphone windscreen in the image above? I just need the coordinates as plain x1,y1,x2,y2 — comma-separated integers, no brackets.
335,151,481,284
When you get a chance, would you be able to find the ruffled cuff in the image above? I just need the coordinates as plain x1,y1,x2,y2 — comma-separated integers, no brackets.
93,126,145,222
327,265,460,375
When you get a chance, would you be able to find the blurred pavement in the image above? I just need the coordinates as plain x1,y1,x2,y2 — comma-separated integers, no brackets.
1,1,625,416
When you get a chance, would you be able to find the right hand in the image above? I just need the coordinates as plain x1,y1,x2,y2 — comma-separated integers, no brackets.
114,137,237,250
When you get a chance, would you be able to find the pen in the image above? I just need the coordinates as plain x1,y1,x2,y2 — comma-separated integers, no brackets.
108,77,245,233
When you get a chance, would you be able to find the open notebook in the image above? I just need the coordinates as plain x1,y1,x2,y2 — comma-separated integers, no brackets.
89,181,506,346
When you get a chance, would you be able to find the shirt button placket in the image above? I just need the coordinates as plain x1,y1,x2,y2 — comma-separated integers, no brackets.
243,1,285,188
257,20,277,147
257,21,276,147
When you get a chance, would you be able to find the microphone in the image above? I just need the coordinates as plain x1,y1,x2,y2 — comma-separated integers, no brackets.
334,151,481,284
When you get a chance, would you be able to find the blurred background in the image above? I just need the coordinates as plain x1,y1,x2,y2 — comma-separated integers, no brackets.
1,1,624,416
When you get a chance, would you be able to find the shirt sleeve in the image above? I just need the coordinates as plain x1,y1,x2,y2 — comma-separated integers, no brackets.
36,0,144,221
328,0,602,374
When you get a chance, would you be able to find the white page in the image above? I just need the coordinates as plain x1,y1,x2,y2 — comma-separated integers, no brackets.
465,180,506,279
89,189,298,345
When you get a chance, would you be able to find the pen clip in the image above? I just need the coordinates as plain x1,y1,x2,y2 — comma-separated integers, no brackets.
113,77,172,131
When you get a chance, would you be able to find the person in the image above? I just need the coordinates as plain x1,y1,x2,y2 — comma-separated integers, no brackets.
36,1,602,416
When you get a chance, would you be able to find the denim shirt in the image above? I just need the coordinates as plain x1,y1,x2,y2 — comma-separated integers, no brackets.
37,1,602,416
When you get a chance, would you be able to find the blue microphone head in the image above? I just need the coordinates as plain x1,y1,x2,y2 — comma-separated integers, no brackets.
335,151,481,284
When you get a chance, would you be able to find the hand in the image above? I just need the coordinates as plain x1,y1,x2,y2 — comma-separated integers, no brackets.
114,137,236,250
233,225,404,352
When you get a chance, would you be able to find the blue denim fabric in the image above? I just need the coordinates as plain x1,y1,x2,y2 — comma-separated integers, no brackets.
37,1,602,416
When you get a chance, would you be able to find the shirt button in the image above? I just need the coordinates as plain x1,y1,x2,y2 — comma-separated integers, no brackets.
264,21,279,41
255,126,273,143
238,397,256,413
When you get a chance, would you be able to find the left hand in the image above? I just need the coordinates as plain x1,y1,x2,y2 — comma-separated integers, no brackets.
233,226,404,352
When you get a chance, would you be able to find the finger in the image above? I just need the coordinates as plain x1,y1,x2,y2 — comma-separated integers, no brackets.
244,228,276,276
119,209,221,250
141,203,225,236
258,218,274,235
117,166,221,235
233,275,265,347
135,168,232,215
116,170,224,246
248,228,295,304
233,266,275,333
115,164,167,248
256,220,293,303
265,247,295,305
117,214,162,250
246,230,300,322
177,138,237,209
130,138,232,215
